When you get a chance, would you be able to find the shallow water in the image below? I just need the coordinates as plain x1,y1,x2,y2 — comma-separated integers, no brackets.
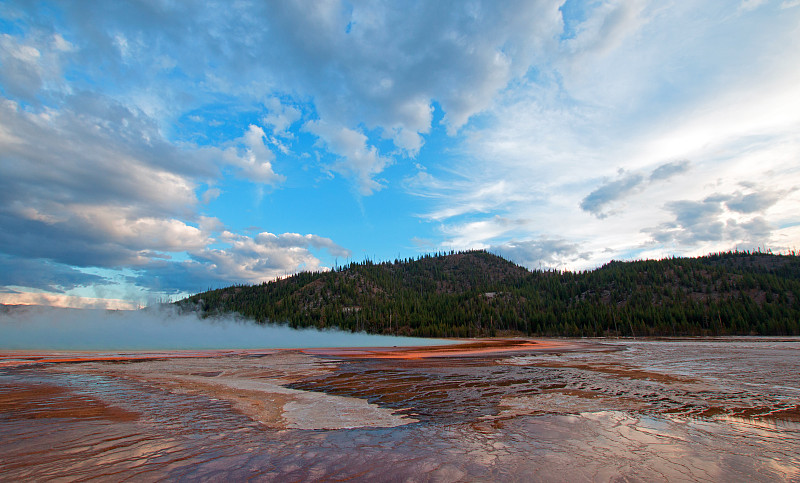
1,338,799,481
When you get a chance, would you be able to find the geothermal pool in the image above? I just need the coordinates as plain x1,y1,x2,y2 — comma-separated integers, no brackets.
1,338,799,481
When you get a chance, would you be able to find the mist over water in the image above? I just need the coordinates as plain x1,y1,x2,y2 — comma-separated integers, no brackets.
0,305,447,350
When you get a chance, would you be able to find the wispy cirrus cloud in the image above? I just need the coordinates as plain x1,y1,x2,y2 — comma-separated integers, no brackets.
406,1,800,269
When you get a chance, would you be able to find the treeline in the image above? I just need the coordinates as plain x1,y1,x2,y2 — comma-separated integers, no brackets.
177,249,800,337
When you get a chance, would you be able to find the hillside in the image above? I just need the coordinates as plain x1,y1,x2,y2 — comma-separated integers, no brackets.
178,250,800,337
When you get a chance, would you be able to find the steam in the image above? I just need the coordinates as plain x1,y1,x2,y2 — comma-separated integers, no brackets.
0,305,446,351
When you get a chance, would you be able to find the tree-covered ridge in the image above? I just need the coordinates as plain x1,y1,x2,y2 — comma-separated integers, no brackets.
179,250,800,337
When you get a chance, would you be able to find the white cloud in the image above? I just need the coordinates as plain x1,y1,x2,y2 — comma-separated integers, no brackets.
262,97,301,136
0,15,357,299
739,0,769,12
305,120,391,195
77,207,211,252
201,187,222,204
223,124,284,185
0,292,136,310
2,0,799,302
135,231,353,293
440,216,525,250
51,33,74,53
491,238,588,270
408,1,800,269
1,1,567,195
257,0,564,185
262,232,352,259
391,126,425,157
0,95,214,268
564,1,649,59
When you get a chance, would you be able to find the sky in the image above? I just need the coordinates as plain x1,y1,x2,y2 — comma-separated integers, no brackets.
1,0,799,310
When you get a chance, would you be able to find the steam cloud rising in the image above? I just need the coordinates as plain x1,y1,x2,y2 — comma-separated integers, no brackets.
0,306,445,351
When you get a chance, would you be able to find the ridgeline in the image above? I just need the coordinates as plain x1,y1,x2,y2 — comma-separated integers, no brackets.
178,250,800,337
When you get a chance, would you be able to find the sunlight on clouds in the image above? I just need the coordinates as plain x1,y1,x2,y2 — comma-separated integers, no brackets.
161,231,353,290
12,204,63,225
642,77,800,166
223,124,285,185
1,0,799,304
442,216,525,250
305,120,392,195
74,207,212,252
491,238,589,270
0,292,136,310
408,1,800,270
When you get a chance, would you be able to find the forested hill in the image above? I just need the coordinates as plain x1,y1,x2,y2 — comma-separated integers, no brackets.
178,250,800,337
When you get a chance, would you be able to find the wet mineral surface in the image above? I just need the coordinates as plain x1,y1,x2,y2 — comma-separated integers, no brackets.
1,338,799,481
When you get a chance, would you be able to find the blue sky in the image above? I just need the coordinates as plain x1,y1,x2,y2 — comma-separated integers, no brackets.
1,0,799,309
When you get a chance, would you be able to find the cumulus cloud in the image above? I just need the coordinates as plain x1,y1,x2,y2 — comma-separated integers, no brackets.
2,0,799,302
0,207,212,269
651,199,727,244
134,231,352,294
262,97,302,136
724,189,784,214
306,120,392,195
0,94,221,272
0,97,202,213
223,124,284,185
728,216,773,241
0,77,331,297
645,188,779,247
265,232,352,258
2,0,566,192
266,0,563,138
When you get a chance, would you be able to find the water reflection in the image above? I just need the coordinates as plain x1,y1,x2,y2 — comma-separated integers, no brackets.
1,338,799,481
